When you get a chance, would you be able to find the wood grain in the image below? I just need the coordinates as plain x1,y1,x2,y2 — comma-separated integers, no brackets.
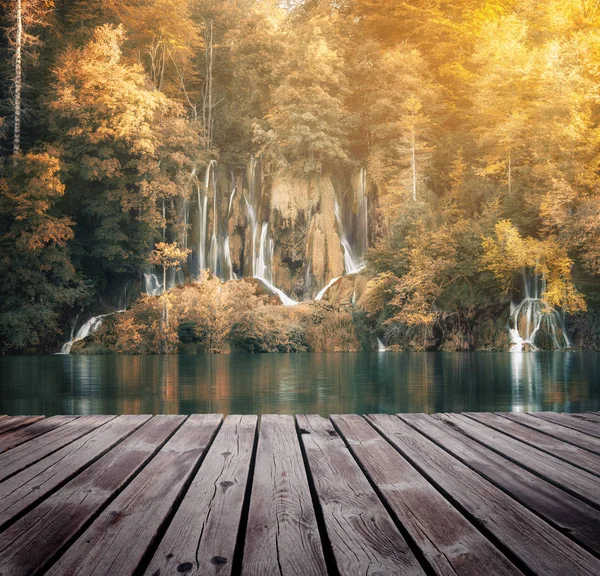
0,415,150,530
0,416,78,454
144,415,256,576
532,412,600,439
499,412,600,455
299,414,425,575
45,414,222,576
0,416,184,576
368,414,600,575
0,415,115,482
0,416,44,435
242,415,328,576
400,413,600,554
464,412,600,476
438,413,600,507
331,414,519,576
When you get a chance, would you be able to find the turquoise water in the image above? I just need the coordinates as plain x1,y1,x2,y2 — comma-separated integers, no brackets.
1,351,599,416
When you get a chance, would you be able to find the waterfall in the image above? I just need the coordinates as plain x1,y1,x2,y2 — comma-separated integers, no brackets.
228,173,236,216
334,199,365,274
315,277,339,301
256,222,270,281
508,270,571,351
223,236,234,280
252,221,298,306
59,310,123,354
197,160,216,273
245,197,258,277
357,167,369,256
377,338,388,352
144,273,162,296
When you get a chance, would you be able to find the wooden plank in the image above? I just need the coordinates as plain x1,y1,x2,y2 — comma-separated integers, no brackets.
298,415,425,575
0,415,78,453
400,413,600,555
368,414,600,575
0,416,184,576
332,414,520,576
145,415,256,576
242,415,328,576
499,412,600,455
0,415,115,482
465,412,600,476
532,412,600,439
45,414,222,576
0,416,44,435
439,413,600,507
569,413,600,425
0,415,151,530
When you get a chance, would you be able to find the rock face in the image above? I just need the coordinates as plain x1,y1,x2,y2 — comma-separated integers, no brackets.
182,158,375,301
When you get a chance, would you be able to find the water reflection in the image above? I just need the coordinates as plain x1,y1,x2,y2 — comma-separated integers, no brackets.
0,352,598,416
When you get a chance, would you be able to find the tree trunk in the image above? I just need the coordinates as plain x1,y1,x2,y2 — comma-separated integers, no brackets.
203,20,214,151
13,0,23,156
411,118,417,202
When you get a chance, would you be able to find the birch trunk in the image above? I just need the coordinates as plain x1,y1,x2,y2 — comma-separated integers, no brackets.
13,0,23,156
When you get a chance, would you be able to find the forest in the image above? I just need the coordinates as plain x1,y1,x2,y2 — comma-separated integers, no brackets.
1,0,600,354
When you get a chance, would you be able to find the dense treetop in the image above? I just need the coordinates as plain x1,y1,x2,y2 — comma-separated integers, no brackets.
1,0,599,352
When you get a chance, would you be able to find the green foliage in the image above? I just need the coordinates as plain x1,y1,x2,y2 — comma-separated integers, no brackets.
0,150,85,352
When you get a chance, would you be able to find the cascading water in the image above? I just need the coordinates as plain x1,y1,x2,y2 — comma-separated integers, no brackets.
377,338,388,352
197,160,215,273
59,310,123,354
508,270,571,351
334,199,365,275
144,273,162,296
315,277,339,301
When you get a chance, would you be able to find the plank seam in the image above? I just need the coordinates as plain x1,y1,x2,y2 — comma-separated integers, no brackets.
36,416,191,576
438,415,600,512
462,413,600,479
295,416,340,576
0,416,119,483
0,416,153,536
329,416,441,576
397,415,600,561
230,416,259,576
366,415,537,576
132,415,223,576
494,413,600,456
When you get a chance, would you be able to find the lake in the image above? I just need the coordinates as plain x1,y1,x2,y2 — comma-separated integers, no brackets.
1,351,599,416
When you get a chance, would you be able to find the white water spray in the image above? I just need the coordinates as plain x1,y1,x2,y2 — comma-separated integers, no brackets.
508,271,571,351
59,310,124,355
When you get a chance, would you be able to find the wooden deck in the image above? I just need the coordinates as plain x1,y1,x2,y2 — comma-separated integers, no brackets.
0,412,599,575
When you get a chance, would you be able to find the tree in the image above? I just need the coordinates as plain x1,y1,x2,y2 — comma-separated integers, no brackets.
481,220,586,313
255,13,350,173
4,0,55,155
0,149,84,352
148,241,190,352
48,25,199,287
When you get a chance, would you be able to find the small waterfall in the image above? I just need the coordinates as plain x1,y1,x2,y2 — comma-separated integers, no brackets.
334,199,364,274
508,270,571,351
59,310,123,354
197,160,216,273
377,338,388,352
223,236,234,280
144,273,162,296
315,277,339,301
256,222,270,281
222,174,236,280
245,197,258,277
